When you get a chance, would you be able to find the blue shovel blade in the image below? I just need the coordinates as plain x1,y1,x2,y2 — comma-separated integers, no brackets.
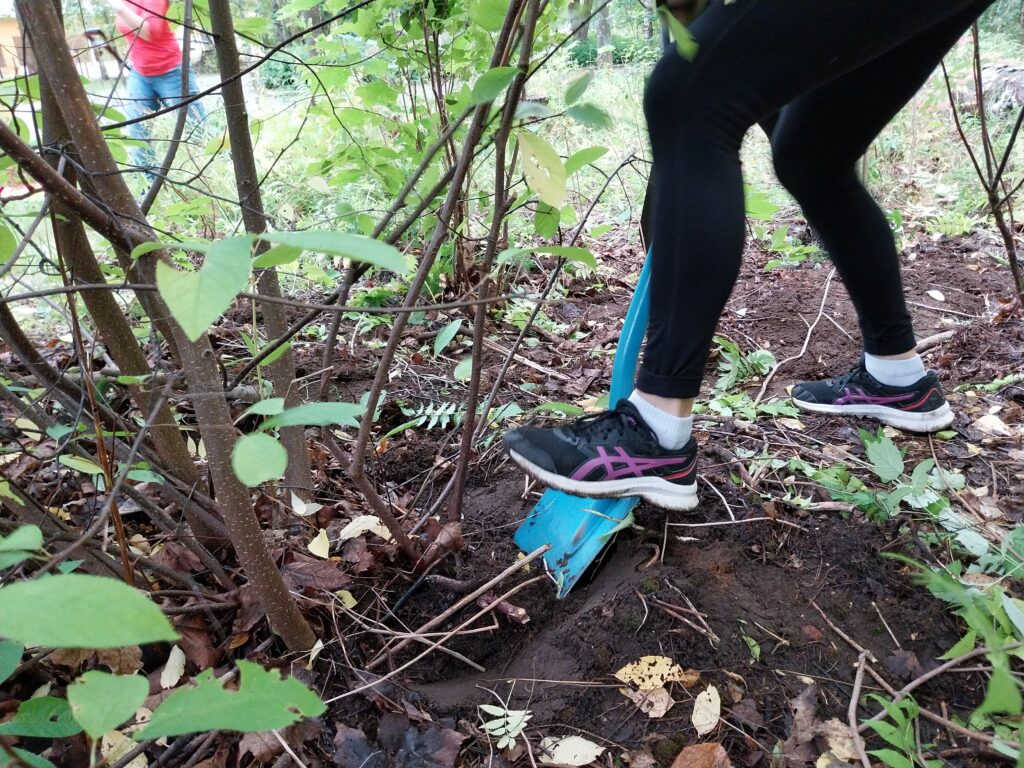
512,251,653,597
514,489,638,598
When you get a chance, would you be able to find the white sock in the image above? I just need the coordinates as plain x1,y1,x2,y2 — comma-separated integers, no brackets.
864,352,926,388
628,390,693,450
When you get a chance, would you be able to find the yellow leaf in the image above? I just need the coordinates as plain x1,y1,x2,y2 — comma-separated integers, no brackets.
336,590,357,609
308,528,331,559
614,655,698,690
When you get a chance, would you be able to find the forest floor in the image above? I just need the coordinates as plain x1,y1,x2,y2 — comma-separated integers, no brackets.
305,223,1023,766
3,219,1022,768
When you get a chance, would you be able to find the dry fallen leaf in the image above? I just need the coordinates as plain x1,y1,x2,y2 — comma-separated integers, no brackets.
290,492,323,517
622,748,659,767
670,742,731,768
160,645,186,689
101,730,148,768
539,735,604,766
338,515,394,542
974,413,1013,437
336,590,358,609
692,685,721,736
308,528,331,559
815,718,858,762
926,289,946,302
620,686,675,718
614,655,698,690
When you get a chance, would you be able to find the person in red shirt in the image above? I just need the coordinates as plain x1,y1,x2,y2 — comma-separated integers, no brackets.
108,0,206,182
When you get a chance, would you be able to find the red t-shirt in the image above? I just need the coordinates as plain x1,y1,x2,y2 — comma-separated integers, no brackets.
116,0,182,77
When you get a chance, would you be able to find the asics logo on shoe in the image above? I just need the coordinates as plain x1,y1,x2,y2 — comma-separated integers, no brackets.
570,446,695,482
834,386,942,410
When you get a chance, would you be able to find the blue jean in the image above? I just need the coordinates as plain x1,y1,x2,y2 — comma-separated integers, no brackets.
125,65,207,179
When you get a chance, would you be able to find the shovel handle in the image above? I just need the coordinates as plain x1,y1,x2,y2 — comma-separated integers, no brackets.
608,250,651,404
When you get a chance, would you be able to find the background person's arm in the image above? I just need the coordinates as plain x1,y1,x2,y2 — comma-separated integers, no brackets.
106,0,169,41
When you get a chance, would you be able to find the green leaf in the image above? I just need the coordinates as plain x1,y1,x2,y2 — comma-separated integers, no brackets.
130,240,210,261
252,244,303,269
0,221,17,262
975,665,1023,718
934,429,957,440
564,72,593,106
0,480,23,507
138,660,326,738
0,697,81,737
257,231,406,274
260,402,364,431
940,630,977,660
657,6,700,60
470,66,519,105
468,0,507,30
0,525,42,570
534,202,560,238
231,433,287,487
0,640,23,684
454,358,472,382
0,748,56,768
867,749,914,768
496,245,596,269
240,398,286,420
67,671,149,739
58,455,104,475
433,319,463,356
258,341,292,368
157,236,252,342
532,402,584,417
0,574,178,648
566,103,612,130
518,132,567,208
861,428,905,483
537,246,596,269
564,146,608,175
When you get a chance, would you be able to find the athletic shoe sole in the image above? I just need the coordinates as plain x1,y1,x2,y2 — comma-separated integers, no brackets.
508,450,699,512
793,399,954,433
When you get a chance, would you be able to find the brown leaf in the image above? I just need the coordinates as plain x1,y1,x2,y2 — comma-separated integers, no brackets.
342,537,376,575
788,684,819,746
883,650,923,681
49,648,95,669
239,731,282,763
175,615,219,671
730,698,764,729
334,724,386,768
232,586,266,634
151,542,204,574
420,521,464,566
282,552,352,592
97,646,143,674
671,743,732,768
800,625,823,643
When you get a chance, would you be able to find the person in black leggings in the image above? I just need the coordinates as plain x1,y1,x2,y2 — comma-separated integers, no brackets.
504,0,991,511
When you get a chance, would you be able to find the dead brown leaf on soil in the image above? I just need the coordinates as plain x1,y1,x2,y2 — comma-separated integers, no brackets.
670,742,731,768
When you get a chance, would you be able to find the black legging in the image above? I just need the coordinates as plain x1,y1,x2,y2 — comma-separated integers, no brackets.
637,0,993,399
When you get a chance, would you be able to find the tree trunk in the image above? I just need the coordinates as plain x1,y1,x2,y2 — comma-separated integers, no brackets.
595,5,613,66
569,0,594,42
16,0,316,652
207,0,313,501
642,0,654,39
37,25,202,502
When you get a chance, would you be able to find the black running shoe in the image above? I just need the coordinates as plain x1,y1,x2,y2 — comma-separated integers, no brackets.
503,400,698,511
791,358,953,432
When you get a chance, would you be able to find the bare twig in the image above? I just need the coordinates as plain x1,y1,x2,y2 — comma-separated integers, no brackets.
849,652,872,768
